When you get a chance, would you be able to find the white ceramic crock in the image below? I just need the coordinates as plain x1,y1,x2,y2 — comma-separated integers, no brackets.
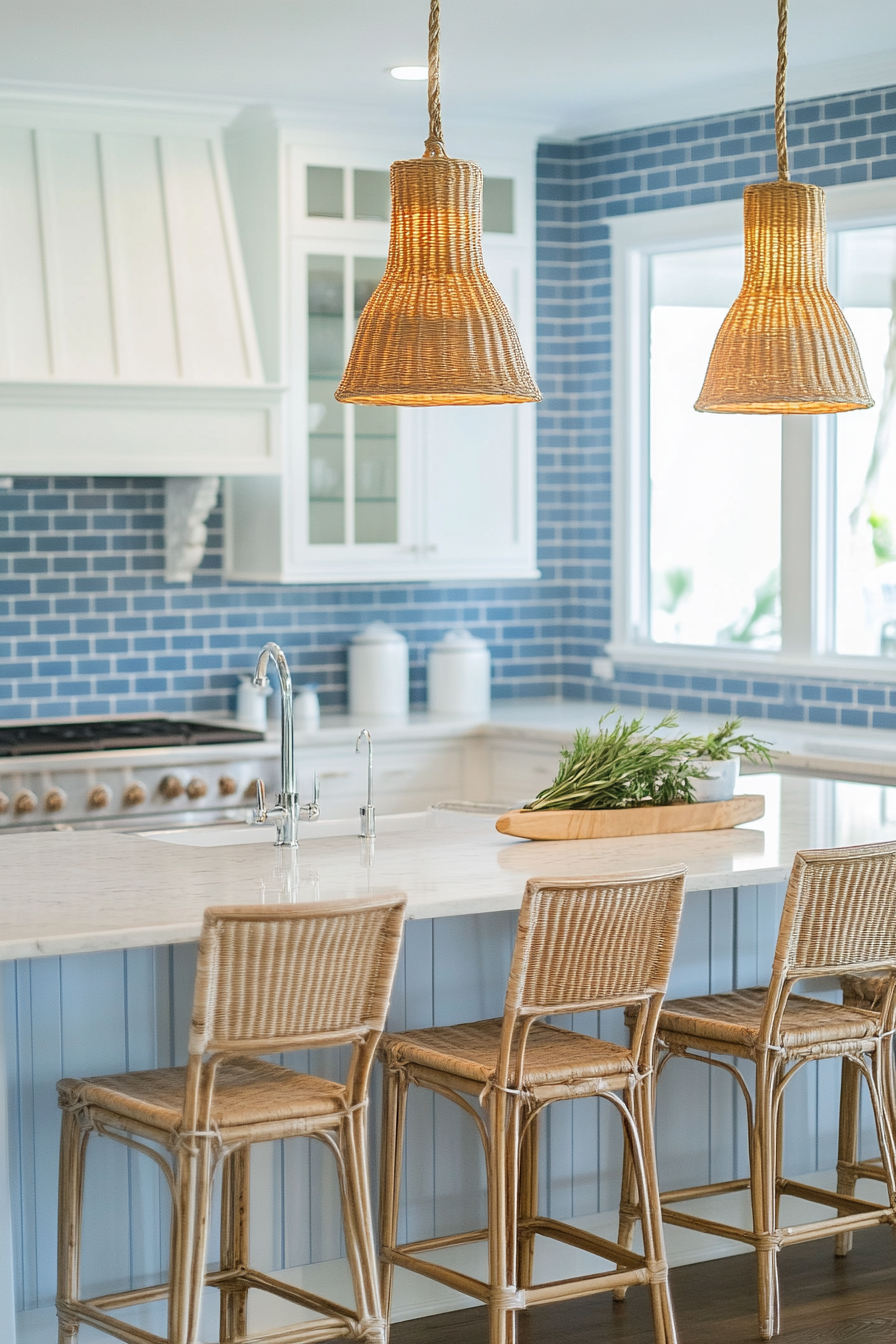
427,629,491,717
689,755,740,802
348,623,409,720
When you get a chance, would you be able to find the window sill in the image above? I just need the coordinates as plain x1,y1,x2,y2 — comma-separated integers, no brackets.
605,642,896,687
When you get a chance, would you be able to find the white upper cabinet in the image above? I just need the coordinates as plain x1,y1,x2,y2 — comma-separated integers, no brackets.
224,115,539,585
0,94,283,475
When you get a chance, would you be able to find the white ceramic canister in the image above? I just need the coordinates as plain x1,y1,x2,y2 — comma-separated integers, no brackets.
427,629,491,717
236,674,272,731
294,684,321,731
689,755,740,803
349,623,409,720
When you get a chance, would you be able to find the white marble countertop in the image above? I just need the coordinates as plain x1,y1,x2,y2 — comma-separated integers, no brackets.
2,769,896,960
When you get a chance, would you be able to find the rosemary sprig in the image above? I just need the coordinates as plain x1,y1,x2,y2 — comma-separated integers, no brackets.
691,718,774,766
523,712,703,812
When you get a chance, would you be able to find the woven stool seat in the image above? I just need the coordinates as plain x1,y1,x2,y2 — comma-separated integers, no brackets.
56,898,406,1344
383,1018,633,1095
616,842,896,1340
379,868,688,1344
655,987,879,1058
58,1057,347,1138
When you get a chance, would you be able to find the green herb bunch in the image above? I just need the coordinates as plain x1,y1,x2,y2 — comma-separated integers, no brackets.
524,712,702,813
690,718,773,766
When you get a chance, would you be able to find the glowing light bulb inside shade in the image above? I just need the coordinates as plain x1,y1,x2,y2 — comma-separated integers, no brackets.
390,66,428,80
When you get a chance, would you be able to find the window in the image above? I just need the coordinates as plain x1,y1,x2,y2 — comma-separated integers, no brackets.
613,186,896,672
834,225,896,656
649,247,781,649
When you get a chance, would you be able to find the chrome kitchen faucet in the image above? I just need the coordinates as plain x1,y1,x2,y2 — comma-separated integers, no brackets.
253,642,319,847
356,728,375,839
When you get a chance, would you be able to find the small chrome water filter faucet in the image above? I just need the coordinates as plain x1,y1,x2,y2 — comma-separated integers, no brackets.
252,641,319,847
356,728,375,839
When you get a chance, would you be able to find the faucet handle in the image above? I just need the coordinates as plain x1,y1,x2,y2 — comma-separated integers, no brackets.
299,771,320,822
253,778,267,824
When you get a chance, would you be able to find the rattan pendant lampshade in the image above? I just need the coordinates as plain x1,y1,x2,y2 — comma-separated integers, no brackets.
695,0,872,415
336,0,540,406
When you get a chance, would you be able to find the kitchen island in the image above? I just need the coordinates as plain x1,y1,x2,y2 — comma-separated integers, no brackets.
3,769,896,1340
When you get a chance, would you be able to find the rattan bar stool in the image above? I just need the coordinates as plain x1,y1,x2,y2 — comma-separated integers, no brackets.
378,868,688,1344
616,841,896,1340
56,896,406,1344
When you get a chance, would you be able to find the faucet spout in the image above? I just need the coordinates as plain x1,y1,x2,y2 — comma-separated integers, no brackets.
252,642,318,846
356,728,375,839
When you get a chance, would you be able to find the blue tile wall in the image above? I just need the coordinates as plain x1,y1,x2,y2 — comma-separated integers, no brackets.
0,477,564,718
536,81,896,729
3,83,896,725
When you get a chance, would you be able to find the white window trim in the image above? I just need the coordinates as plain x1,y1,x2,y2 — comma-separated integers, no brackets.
608,178,896,683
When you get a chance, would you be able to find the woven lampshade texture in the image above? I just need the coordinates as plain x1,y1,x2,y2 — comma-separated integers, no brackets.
335,156,540,406
695,181,873,414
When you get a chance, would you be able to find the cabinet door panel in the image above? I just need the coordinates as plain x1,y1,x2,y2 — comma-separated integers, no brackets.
421,404,520,560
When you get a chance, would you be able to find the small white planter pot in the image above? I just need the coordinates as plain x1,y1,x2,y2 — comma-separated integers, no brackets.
689,756,740,803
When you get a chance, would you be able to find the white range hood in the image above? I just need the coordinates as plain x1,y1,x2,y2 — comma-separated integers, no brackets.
0,89,283,477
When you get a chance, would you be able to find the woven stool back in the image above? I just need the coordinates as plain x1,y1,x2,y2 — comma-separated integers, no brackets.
189,897,406,1058
506,869,687,1019
491,869,686,1091
774,842,896,981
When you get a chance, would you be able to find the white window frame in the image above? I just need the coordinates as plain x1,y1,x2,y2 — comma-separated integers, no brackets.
608,178,896,680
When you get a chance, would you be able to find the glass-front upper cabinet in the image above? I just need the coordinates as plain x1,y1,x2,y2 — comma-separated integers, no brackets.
307,253,398,546
224,135,537,585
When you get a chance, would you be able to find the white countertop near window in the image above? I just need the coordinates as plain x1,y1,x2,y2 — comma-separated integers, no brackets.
1,766,896,960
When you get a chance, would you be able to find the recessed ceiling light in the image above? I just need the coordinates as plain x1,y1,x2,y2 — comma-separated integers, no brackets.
390,66,427,80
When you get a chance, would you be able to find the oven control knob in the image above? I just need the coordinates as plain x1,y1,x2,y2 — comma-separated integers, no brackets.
159,775,184,801
14,789,38,815
44,788,67,813
87,785,112,810
123,782,147,807
186,777,207,800
0,793,9,815
218,775,238,797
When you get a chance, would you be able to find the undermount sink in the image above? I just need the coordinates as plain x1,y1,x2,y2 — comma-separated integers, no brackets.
142,810,432,847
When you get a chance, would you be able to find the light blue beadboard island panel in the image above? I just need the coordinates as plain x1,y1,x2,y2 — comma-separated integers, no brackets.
3,887,879,1339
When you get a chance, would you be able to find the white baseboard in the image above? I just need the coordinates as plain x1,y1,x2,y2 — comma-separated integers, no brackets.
17,1170,884,1343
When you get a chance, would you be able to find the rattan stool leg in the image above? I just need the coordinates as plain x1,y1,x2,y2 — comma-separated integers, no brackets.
168,1140,214,1344
486,1090,521,1344
339,1110,387,1344
56,1108,90,1343
219,1147,250,1341
613,1123,640,1302
628,1082,678,1344
752,1059,781,1341
378,1065,408,1332
835,1057,862,1256
866,1049,896,1220
518,1112,540,1289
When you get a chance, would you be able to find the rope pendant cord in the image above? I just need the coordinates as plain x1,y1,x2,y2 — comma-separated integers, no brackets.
424,0,446,157
775,0,790,181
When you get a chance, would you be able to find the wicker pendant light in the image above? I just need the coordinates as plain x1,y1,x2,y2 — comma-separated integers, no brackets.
336,0,540,406
695,0,872,415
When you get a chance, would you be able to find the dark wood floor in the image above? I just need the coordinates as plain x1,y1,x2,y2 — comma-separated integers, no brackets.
391,1229,896,1343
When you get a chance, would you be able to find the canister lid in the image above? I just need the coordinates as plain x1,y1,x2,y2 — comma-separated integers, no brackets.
430,629,488,653
351,621,408,646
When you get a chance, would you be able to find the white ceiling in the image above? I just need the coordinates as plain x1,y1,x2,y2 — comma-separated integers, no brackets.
0,0,894,139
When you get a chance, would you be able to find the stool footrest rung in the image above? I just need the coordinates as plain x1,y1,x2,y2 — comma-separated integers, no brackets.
382,1247,490,1302
56,1300,164,1344
780,1209,894,1245
777,1178,890,1216
661,1208,758,1244
519,1216,647,1270
400,1228,489,1254
525,1266,650,1305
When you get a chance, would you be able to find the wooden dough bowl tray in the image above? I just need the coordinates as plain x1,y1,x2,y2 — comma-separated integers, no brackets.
495,794,765,841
